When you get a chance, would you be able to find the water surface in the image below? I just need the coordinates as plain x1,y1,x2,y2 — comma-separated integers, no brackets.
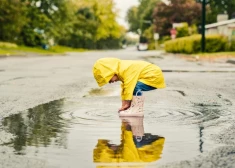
0,97,221,168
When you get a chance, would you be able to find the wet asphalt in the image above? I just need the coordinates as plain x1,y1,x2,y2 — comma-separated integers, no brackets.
0,48,235,168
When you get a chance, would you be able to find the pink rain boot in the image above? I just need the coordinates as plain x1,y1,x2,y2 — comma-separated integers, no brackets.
119,91,144,117
120,116,144,142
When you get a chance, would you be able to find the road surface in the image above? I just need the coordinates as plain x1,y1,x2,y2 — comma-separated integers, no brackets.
0,48,235,168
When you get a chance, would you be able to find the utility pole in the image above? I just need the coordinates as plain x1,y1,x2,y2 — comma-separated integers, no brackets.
201,0,206,52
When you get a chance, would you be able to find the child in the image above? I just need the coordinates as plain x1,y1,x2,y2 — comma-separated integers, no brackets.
92,57,166,116
93,117,165,163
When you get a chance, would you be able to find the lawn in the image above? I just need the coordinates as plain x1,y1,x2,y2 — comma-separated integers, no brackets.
197,52,235,57
0,42,87,57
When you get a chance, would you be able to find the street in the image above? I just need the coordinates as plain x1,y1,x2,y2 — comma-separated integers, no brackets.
0,48,235,168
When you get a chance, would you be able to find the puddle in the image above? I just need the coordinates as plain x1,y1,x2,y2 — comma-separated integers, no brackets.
84,87,120,97
0,99,221,167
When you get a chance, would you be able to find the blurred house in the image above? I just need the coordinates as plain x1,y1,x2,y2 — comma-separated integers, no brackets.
206,14,235,41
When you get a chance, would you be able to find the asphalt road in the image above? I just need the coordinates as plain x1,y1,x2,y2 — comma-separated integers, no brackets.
0,48,235,168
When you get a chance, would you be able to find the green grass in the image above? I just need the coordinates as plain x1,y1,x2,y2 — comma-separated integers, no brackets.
0,49,18,56
176,52,235,59
197,52,235,57
0,41,87,56
14,45,87,55
49,45,87,53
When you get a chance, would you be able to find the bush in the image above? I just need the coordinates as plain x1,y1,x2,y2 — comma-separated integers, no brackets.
176,23,189,38
164,34,228,54
230,40,235,51
226,37,235,51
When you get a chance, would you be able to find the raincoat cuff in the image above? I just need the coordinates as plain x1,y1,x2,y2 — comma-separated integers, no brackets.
121,94,133,100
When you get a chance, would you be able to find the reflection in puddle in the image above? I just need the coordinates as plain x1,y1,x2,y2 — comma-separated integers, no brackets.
2,99,68,155
93,117,165,165
84,87,120,97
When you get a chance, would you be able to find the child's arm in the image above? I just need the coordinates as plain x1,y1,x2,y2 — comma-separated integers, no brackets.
118,100,131,112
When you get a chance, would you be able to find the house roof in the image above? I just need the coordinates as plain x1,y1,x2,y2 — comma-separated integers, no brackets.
206,19,235,29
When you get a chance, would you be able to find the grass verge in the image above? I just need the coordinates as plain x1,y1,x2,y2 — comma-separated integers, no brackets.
197,52,235,57
0,42,87,57
173,51,235,62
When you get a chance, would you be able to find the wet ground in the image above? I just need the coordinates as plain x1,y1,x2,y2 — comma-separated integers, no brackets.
0,48,235,168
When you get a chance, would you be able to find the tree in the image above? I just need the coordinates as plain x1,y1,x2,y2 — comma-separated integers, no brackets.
126,6,139,33
59,0,124,49
138,0,159,32
0,0,124,49
152,0,201,36
19,0,72,46
208,0,235,21
126,0,160,34
0,0,27,42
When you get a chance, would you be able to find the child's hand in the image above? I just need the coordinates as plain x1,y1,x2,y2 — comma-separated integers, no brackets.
118,100,131,112
118,106,129,112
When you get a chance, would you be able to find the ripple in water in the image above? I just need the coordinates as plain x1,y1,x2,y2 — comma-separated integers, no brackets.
0,98,223,167
144,102,231,126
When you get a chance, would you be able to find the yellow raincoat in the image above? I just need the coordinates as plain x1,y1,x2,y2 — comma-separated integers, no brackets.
93,122,165,165
93,58,166,100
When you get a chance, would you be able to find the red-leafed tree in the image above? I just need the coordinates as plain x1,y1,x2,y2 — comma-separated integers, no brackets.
152,0,201,36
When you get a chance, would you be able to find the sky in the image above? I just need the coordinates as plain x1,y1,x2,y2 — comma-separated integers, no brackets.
114,0,139,28
114,0,170,28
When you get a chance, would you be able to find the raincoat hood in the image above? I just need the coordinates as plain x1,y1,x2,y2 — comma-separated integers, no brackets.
93,58,120,87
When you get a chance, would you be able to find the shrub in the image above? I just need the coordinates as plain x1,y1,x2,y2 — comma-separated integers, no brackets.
226,37,235,51
230,40,235,51
176,23,189,38
164,34,228,54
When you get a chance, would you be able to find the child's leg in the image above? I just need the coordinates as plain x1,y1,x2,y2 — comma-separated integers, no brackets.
119,81,154,116
133,81,157,96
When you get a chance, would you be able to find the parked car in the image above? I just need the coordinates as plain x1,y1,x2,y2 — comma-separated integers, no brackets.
137,36,148,51
137,43,148,51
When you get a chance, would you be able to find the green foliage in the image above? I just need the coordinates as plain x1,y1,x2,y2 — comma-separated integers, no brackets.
126,0,159,33
139,0,159,32
175,23,198,38
158,36,171,46
126,6,139,33
226,39,235,51
0,0,27,42
143,26,154,49
230,41,235,51
58,0,124,49
207,0,235,21
176,23,189,38
126,0,160,50
0,0,124,50
153,0,201,36
165,35,228,54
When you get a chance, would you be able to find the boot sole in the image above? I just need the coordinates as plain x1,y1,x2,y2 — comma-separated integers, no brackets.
118,113,144,117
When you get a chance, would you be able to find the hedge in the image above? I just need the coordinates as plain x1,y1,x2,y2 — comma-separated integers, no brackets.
164,35,228,54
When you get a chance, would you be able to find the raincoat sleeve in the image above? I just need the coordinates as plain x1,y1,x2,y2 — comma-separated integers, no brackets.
121,71,140,100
